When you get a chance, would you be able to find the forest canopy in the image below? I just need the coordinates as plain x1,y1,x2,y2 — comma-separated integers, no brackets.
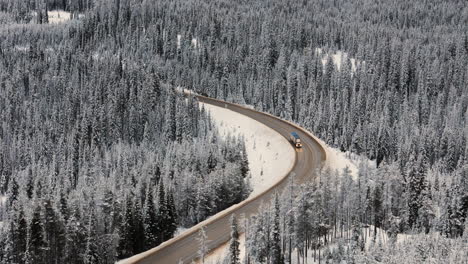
0,0,467,263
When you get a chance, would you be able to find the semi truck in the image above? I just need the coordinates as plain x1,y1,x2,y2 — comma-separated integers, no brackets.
290,132,302,148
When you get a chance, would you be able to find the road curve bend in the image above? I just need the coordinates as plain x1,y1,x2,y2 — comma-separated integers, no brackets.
120,95,327,264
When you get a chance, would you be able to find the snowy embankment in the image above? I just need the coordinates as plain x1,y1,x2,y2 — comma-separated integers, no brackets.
200,102,295,197
200,233,246,264
315,137,374,180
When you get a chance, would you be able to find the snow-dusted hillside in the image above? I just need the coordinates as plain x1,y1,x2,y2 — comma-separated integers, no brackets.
315,137,375,180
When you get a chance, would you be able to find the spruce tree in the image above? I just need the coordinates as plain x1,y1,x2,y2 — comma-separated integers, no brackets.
271,193,283,264
197,226,208,264
117,196,135,259
29,204,44,264
228,214,240,264
143,189,158,249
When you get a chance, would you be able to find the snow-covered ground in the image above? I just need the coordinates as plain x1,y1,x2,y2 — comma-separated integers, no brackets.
29,10,84,24
289,226,463,264
323,144,360,179
203,225,392,264
315,137,375,180
198,233,246,264
47,10,72,24
200,102,295,197
289,226,394,264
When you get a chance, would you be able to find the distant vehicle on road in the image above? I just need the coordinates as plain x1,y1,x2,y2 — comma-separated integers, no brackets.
290,132,302,148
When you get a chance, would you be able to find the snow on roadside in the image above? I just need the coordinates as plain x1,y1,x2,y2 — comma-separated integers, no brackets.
309,135,375,180
198,233,246,264
325,144,360,179
174,227,188,237
314,138,359,180
200,102,295,197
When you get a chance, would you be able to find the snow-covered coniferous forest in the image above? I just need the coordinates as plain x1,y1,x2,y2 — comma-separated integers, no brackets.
0,0,467,263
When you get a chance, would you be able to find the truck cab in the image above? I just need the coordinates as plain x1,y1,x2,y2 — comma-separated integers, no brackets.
290,132,302,148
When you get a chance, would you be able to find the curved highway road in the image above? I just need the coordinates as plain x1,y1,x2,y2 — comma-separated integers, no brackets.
121,95,327,264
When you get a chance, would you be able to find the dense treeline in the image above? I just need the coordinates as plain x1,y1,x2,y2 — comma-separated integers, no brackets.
138,0,467,240
0,1,251,263
242,167,467,264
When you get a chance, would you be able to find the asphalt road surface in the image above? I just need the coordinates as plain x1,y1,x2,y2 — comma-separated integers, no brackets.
121,95,327,264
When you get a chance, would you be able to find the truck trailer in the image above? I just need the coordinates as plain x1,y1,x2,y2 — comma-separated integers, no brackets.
289,132,302,148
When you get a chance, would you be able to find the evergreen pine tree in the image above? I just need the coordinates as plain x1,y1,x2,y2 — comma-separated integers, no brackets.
29,204,44,264
197,226,208,264
143,189,158,249
271,193,283,264
228,214,240,264
117,196,135,259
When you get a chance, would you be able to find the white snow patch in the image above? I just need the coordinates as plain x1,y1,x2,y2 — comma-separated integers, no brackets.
306,135,374,180
14,46,29,52
47,10,71,24
316,48,360,72
175,227,188,237
312,137,360,179
0,196,7,226
200,102,295,197
30,10,80,24
177,34,182,49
